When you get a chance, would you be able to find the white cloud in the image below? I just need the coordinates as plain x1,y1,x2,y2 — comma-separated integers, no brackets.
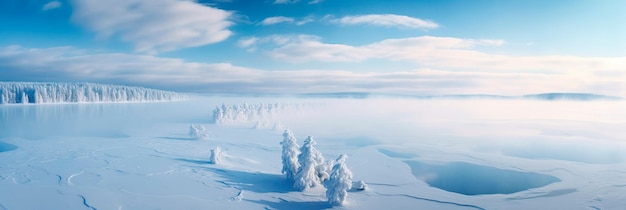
42,1,62,11
70,0,233,54
261,35,626,75
2,45,625,96
329,14,438,29
259,16,295,25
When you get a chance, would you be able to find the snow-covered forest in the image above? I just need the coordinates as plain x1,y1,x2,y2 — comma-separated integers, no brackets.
0,82,185,104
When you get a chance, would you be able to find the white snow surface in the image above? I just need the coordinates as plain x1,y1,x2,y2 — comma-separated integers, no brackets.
1,96,626,209
0,82,185,104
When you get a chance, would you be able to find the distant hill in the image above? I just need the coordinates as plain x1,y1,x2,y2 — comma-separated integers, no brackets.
522,93,622,101
298,92,371,99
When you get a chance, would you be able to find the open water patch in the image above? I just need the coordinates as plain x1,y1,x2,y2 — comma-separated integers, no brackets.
404,161,560,195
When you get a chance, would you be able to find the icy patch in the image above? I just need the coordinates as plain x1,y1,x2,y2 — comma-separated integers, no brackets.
0,142,17,152
404,161,560,195
0,82,185,104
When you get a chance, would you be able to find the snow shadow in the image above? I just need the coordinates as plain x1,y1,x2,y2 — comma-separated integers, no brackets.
206,168,294,193
0,142,17,152
404,161,560,195
158,137,197,141
174,158,214,165
247,198,331,210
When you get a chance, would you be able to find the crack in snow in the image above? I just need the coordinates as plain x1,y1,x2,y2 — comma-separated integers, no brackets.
77,195,96,210
230,188,243,202
374,192,485,210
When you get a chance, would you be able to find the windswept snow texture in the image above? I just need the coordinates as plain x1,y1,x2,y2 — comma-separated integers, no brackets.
0,82,184,104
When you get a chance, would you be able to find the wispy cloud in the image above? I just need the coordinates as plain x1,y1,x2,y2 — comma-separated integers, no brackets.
328,14,438,29
259,16,295,25
259,16,314,26
42,1,62,11
273,0,298,4
2,45,624,96
70,0,233,54
273,0,324,4
237,37,259,51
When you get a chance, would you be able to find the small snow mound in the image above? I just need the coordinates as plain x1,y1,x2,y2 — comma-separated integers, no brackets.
352,180,367,191
0,82,185,104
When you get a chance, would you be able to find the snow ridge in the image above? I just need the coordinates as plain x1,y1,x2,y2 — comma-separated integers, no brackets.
0,82,185,104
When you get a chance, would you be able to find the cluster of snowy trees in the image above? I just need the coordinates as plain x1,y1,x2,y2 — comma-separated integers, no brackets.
281,129,360,206
0,82,185,104
211,103,315,126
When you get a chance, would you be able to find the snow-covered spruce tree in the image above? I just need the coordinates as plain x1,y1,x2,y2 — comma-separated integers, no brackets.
281,129,300,182
210,146,224,164
294,136,324,191
325,154,353,206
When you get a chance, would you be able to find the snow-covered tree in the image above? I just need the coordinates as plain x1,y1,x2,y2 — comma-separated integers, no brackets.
281,129,300,182
316,159,333,183
189,125,209,140
294,136,324,191
210,146,224,164
325,154,353,206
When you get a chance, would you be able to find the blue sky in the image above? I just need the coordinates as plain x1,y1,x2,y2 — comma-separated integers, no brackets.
1,0,625,96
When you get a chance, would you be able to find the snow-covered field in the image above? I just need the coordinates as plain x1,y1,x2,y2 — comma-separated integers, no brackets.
1,95,626,209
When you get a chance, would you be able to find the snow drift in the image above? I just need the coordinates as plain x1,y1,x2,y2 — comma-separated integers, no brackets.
0,82,185,104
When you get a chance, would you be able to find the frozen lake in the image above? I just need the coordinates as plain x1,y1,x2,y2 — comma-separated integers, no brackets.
1,96,626,209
